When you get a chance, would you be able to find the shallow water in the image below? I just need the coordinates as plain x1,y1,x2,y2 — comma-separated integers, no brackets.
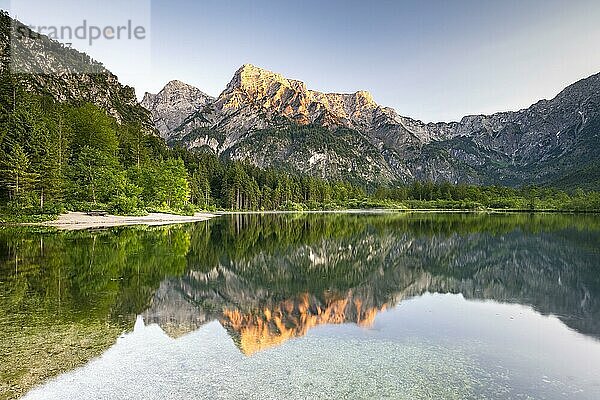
1,212,600,399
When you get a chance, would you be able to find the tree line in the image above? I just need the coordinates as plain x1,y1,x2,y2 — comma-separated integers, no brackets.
0,73,194,216
1,73,599,219
0,75,366,217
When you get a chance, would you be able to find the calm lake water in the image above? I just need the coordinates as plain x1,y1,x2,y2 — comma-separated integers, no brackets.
1,212,599,399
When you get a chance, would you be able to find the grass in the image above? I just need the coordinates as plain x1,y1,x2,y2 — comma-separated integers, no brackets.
0,213,58,224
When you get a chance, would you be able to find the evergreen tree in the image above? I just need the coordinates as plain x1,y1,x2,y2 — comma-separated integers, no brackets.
190,165,211,208
0,143,38,206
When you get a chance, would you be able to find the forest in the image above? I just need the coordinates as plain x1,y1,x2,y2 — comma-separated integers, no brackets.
1,79,600,221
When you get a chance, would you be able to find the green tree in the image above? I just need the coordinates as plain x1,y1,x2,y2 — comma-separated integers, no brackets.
190,165,211,208
0,144,38,206
69,145,120,205
150,158,190,209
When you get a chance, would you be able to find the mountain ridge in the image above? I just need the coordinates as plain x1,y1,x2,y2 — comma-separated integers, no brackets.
4,1,597,190
142,64,600,187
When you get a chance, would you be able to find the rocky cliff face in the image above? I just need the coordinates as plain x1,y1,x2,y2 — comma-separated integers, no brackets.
0,12,153,129
145,64,600,187
141,80,214,139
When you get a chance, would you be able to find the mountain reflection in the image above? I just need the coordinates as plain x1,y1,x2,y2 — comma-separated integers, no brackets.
221,294,382,355
141,213,600,354
1,211,599,384
2,213,598,396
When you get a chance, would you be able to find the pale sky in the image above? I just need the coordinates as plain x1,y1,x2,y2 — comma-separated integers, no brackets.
5,0,600,122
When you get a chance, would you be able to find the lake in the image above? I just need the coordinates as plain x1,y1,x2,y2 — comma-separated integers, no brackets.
1,212,599,399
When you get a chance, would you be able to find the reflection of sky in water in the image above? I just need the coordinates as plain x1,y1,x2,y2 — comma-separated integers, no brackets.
24,293,600,400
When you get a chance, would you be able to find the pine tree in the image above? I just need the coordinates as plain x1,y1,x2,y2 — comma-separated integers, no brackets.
0,144,38,206
190,165,211,208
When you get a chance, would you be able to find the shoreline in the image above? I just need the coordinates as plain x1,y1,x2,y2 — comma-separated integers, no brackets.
216,208,600,215
31,211,216,231
11,208,599,231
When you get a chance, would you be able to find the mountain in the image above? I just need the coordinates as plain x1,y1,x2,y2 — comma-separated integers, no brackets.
0,11,153,129
149,65,399,181
4,5,598,189
141,80,214,139
0,12,198,214
144,64,600,187
142,213,600,354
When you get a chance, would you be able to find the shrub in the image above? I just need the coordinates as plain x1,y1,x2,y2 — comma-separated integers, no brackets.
279,201,305,211
108,195,142,215
41,202,66,215
179,203,197,216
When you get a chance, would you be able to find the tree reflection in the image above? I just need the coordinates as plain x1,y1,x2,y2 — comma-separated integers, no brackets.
1,212,599,397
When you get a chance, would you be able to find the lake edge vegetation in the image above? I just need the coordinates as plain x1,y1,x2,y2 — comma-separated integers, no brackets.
1,88,600,223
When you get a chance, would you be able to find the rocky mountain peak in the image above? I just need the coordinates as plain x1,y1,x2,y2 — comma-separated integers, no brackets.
224,63,307,98
149,79,213,101
214,64,381,131
162,79,202,93
141,80,214,138
142,64,600,188
354,90,375,104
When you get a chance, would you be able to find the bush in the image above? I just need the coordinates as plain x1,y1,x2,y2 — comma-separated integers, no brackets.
279,201,305,211
179,203,197,216
66,201,109,212
108,195,143,216
41,202,66,215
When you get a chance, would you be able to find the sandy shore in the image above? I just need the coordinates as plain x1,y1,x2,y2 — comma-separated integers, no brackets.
37,211,216,230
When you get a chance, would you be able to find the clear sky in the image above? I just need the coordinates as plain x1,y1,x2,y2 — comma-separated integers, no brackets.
5,0,600,122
